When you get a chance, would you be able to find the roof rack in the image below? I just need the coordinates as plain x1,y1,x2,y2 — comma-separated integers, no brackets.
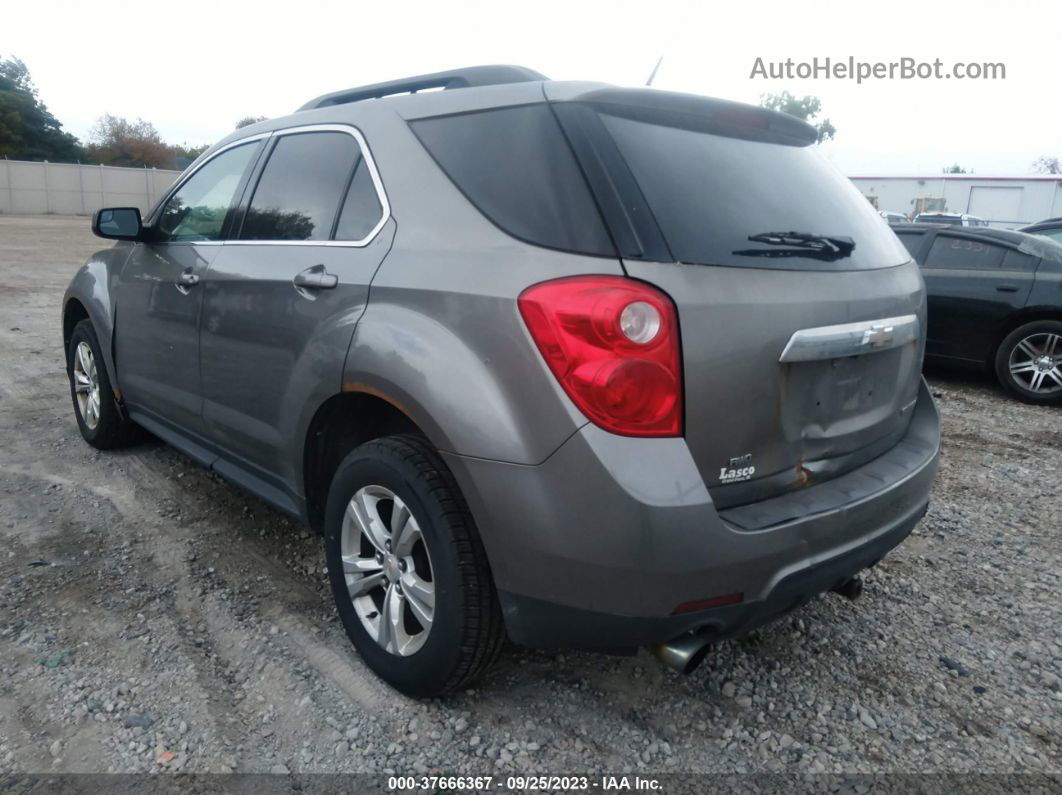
298,65,548,111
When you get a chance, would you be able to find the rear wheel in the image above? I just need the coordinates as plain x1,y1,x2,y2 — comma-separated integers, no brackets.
67,320,140,448
323,435,504,697
994,320,1062,405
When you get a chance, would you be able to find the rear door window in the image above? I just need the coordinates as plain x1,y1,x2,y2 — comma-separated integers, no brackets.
1002,249,1038,272
241,131,359,241
925,234,1006,269
334,158,384,241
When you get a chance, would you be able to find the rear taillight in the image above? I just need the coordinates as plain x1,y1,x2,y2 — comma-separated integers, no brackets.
518,275,682,437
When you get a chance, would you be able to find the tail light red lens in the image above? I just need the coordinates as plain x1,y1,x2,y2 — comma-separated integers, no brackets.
518,275,682,437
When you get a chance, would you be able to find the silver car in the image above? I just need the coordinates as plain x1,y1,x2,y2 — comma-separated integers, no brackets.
62,66,939,696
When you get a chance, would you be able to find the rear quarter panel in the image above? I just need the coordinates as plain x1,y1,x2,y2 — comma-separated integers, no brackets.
338,105,622,464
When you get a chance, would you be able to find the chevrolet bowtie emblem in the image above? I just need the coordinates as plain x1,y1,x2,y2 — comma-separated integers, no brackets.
862,324,895,348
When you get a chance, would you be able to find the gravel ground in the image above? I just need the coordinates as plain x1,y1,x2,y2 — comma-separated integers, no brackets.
0,215,1059,782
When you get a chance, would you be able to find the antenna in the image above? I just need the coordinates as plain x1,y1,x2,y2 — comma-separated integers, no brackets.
645,56,663,87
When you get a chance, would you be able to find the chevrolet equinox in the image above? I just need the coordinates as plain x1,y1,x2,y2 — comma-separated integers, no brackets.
62,66,940,696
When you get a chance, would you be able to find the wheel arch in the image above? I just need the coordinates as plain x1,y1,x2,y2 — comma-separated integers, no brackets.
61,246,132,395
302,390,423,531
993,307,1062,358
62,297,90,351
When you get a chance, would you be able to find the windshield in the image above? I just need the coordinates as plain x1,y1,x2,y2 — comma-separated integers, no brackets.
916,215,962,225
597,111,910,271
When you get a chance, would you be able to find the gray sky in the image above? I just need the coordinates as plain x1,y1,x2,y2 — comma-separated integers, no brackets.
5,0,1058,175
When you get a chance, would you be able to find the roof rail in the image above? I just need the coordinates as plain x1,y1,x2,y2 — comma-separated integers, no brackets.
298,65,548,111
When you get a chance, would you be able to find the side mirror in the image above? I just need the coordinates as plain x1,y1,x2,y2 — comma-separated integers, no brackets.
92,207,143,240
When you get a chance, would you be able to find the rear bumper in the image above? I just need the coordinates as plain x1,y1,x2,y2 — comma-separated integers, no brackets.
442,379,939,650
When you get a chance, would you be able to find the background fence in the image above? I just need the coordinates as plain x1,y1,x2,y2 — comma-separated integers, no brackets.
0,159,182,216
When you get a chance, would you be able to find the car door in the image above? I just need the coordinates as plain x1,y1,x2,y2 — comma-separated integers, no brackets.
199,125,393,498
920,232,1037,364
114,139,263,438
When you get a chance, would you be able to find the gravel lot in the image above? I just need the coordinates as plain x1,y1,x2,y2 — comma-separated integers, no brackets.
0,215,1059,782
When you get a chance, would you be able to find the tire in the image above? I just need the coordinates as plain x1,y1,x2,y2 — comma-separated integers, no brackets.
994,320,1062,405
67,320,140,449
323,434,504,697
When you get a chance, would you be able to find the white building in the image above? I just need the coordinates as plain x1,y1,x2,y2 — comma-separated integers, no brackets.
849,174,1062,229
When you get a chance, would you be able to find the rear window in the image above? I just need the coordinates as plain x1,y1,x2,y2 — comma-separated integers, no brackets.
410,105,615,257
597,112,909,270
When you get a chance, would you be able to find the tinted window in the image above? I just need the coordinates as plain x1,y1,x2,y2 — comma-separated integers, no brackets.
925,235,1006,269
334,158,383,241
241,132,358,241
896,231,926,259
1003,249,1038,272
156,143,257,242
598,112,909,270
410,104,614,256
1038,229,1062,244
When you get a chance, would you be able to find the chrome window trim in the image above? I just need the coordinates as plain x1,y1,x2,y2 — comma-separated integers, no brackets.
228,123,391,248
779,314,920,363
146,124,391,248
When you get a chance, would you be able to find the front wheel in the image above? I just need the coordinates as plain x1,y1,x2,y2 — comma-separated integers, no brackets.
67,320,140,448
323,435,504,697
994,320,1062,405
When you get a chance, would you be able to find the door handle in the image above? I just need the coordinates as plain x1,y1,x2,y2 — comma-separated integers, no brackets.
996,284,1019,293
293,264,338,291
175,269,199,294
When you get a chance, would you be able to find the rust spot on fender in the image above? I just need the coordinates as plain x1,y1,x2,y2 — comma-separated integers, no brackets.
794,457,814,489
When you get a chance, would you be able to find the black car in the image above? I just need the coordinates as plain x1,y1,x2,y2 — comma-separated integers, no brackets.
1020,217,1062,245
893,223,1062,404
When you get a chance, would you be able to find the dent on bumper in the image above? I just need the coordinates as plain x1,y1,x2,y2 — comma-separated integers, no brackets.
442,379,940,649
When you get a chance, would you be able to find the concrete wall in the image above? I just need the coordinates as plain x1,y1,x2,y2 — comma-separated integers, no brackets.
0,159,181,216
851,176,1062,228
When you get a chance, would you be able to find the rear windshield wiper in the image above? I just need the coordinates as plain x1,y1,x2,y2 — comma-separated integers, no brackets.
733,231,856,261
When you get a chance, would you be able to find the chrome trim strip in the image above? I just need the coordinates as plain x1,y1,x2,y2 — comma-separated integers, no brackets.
149,124,390,249
779,314,919,363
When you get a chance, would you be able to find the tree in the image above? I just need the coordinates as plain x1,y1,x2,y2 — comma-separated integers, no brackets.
0,55,85,162
235,115,266,129
759,91,835,142
944,164,969,174
171,142,209,169
1033,156,1061,175
86,114,177,169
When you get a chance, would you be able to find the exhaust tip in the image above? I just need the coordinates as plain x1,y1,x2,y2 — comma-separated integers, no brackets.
831,575,864,601
653,632,713,675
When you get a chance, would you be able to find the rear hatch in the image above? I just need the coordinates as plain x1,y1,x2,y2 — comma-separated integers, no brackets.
548,86,925,507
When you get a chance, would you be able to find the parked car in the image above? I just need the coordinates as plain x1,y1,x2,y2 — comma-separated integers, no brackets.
879,210,909,225
893,223,1062,403
913,212,989,227
63,66,940,696
1019,217,1062,244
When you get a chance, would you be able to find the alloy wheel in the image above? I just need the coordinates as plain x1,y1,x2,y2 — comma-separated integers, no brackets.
72,341,101,429
340,485,435,656
1008,332,1062,395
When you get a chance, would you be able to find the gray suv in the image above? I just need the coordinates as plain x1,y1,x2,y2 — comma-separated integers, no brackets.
62,66,940,696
